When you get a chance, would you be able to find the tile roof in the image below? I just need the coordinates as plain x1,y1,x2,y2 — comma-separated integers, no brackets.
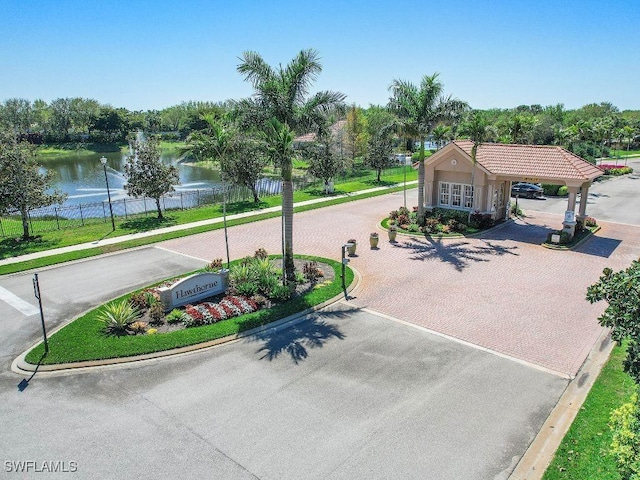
294,120,347,143
451,140,603,181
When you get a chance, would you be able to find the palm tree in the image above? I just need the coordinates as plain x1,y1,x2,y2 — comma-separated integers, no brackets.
236,49,345,284
389,73,467,219
460,111,492,222
432,124,452,150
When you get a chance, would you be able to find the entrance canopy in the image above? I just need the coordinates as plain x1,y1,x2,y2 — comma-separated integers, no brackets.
448,140,603,187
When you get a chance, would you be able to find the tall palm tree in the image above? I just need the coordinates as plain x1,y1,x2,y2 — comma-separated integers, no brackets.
236,49,345,284
389,73,467,219
460,111,492,221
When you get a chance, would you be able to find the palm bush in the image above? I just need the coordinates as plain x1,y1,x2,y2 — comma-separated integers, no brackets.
97,300,141,335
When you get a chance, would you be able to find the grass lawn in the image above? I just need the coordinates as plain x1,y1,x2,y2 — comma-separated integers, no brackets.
0,167,417,263
24,255,353,365
543,342,636,479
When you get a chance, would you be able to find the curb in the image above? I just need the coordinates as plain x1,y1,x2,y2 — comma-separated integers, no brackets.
542,225,602,251
508,328,614,479
11,266,361,376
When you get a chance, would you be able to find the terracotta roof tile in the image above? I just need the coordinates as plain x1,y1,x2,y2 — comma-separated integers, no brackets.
294,120,347,143
452,140,603,182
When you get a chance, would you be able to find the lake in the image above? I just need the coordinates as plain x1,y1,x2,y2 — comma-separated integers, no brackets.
43,151,223,206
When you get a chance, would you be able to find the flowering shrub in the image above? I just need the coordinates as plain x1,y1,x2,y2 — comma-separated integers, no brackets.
182,296,259,327
600,165,634,176
585,216,598,227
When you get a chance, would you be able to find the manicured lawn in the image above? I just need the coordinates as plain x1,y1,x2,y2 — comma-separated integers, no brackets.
0,181,415,275
543,342,636,480
24,255,354,365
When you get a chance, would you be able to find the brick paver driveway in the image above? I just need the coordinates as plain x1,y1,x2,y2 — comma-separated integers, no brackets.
160,189,640,378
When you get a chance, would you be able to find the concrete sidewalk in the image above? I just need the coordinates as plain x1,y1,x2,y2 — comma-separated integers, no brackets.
0,180,418,267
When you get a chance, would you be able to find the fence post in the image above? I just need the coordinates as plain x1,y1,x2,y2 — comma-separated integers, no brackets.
0,217,5,238
124,199,128,219
54,206,60,230
162,196,166,213
143,197,148,217
196,190,200,207
102,202,107,223
79,204,84,226
180,192,184,210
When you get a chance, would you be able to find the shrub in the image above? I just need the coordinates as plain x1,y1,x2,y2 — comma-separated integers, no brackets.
205,258,223,272
129,321,148,334
230,263,252,285
259,275,280,297
542,184,561,196
254,248,268,259
236,281,259,297
610,393,640,480
303,261,324,284
144,291,159,306
97,300,141,335
557,186,569,196
585,216,598,227
270,284,292,302
396,214,410,227
148,303,165,324
407,223,420,233
250,294,268,307
294,271,307,284
510,203,523,216
166,309,186,324
423,217,440,233
389,209,399,220
129,292,149,311
447,219,466,233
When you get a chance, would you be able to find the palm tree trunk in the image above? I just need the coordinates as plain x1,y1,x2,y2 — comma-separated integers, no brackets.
417,140,425,220
282,179,295,284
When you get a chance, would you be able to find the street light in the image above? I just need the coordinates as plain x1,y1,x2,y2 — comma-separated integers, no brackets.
100,156,115,231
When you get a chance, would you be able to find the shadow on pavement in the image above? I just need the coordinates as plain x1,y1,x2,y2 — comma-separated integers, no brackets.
246,309,351,364
574,236,622,258
393,236,519,272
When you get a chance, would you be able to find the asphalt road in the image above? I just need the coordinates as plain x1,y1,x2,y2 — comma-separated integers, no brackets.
515,157,640,224
0,301,567,480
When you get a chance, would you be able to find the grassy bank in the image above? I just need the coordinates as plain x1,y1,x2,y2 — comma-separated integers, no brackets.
543,342,636,479
24,255,354,365
0,183,413,275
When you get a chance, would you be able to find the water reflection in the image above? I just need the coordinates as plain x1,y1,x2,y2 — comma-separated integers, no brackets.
44,151,222,206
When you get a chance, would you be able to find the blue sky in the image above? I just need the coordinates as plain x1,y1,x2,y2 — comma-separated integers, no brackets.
2,0,638,111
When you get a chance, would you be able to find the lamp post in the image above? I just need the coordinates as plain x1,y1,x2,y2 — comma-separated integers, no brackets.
100,156,115,231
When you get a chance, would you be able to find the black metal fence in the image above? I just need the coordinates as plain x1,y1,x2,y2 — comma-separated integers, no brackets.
0,165,411,238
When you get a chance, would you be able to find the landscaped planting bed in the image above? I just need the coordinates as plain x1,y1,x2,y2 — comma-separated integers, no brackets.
24,252,351,365
383,206,497,237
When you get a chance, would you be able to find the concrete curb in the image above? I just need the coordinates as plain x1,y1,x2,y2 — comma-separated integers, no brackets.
508,327,614,479
542,225,602,251
11,266,361,376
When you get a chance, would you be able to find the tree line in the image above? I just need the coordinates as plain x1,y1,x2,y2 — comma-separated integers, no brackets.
3,48,640,283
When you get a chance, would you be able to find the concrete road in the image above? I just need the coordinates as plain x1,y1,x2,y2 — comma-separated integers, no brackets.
0,248,203,369
0,305,567,480
515,157,640,224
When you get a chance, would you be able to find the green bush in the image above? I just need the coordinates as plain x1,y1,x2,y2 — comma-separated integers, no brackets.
542,184,561,196
235,281,258,297
97,300,141,335
610,392,640,480
557,186,569,196
270,284,292,302
547,230,571,244
166,309,186,324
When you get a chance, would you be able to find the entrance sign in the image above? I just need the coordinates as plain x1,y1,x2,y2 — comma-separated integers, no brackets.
158,271,229,311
